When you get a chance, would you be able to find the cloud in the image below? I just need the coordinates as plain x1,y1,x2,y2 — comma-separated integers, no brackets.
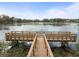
0,7,40,19
46,2,79,19
66,2,79,11
47,9,65,14
46,9,66,18
0,2,79,19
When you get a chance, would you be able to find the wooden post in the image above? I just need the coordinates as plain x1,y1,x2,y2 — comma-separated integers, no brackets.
14,32,16,40
33,47,34,56
35,37,37,48
73,34,76,42
22,31,24,40
47,48,48,56
27,33,28,40
61,41,68,47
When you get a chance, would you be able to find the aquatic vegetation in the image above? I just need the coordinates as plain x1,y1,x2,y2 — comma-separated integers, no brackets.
6,41,30,57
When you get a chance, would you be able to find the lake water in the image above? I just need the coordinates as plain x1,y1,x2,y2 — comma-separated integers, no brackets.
0,23,79,50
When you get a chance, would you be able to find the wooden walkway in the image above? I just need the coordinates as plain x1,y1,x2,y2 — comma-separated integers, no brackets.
27,34,53,57
34,34,47,57
5,31,77,57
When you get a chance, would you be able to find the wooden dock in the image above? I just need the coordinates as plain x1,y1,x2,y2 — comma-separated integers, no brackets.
6,31,76,42
5,31,76,57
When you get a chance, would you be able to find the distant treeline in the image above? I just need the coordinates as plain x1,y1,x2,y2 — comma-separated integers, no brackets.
0,15,79,24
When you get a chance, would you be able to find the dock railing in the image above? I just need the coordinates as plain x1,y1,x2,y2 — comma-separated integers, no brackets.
5,31,36,41
27,34,37,57
43,34,54,57
45,32,76,42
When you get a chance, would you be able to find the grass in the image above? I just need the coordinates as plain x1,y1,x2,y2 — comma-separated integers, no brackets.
6,47,29,57
0,41,30,57
0,41,79,57
77,44,79,50
6,42,30,57
51,47,79,57
75,43,79,56
42,22,67,26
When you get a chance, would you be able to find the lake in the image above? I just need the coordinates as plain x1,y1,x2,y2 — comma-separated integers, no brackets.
0,23,79,50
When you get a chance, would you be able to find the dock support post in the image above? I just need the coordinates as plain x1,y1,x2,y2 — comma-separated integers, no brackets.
61,41,68,47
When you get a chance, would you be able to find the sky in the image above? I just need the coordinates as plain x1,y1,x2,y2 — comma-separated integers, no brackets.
0,2,79,19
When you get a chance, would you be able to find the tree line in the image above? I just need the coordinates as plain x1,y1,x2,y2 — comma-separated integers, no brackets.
0,15,79,25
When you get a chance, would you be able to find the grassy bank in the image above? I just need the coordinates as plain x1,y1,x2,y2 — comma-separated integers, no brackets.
6,46,29,57
51,47,79,57
6,41,30,57
0,41,30,57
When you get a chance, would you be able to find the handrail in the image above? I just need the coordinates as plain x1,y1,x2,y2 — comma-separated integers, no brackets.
45,32,76,42
5,31,36,41
27,34,37,57
43,34,54,57
6,31,76,42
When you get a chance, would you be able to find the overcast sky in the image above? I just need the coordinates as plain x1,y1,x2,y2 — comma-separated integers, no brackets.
0,2,79,19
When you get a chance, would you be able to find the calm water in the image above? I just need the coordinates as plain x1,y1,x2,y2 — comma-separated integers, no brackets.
0,23,79,50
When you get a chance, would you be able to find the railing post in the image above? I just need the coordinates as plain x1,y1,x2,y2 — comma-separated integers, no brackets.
47,48,48,56
14,32,16,40
34,35,36,53
33,47,34,56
